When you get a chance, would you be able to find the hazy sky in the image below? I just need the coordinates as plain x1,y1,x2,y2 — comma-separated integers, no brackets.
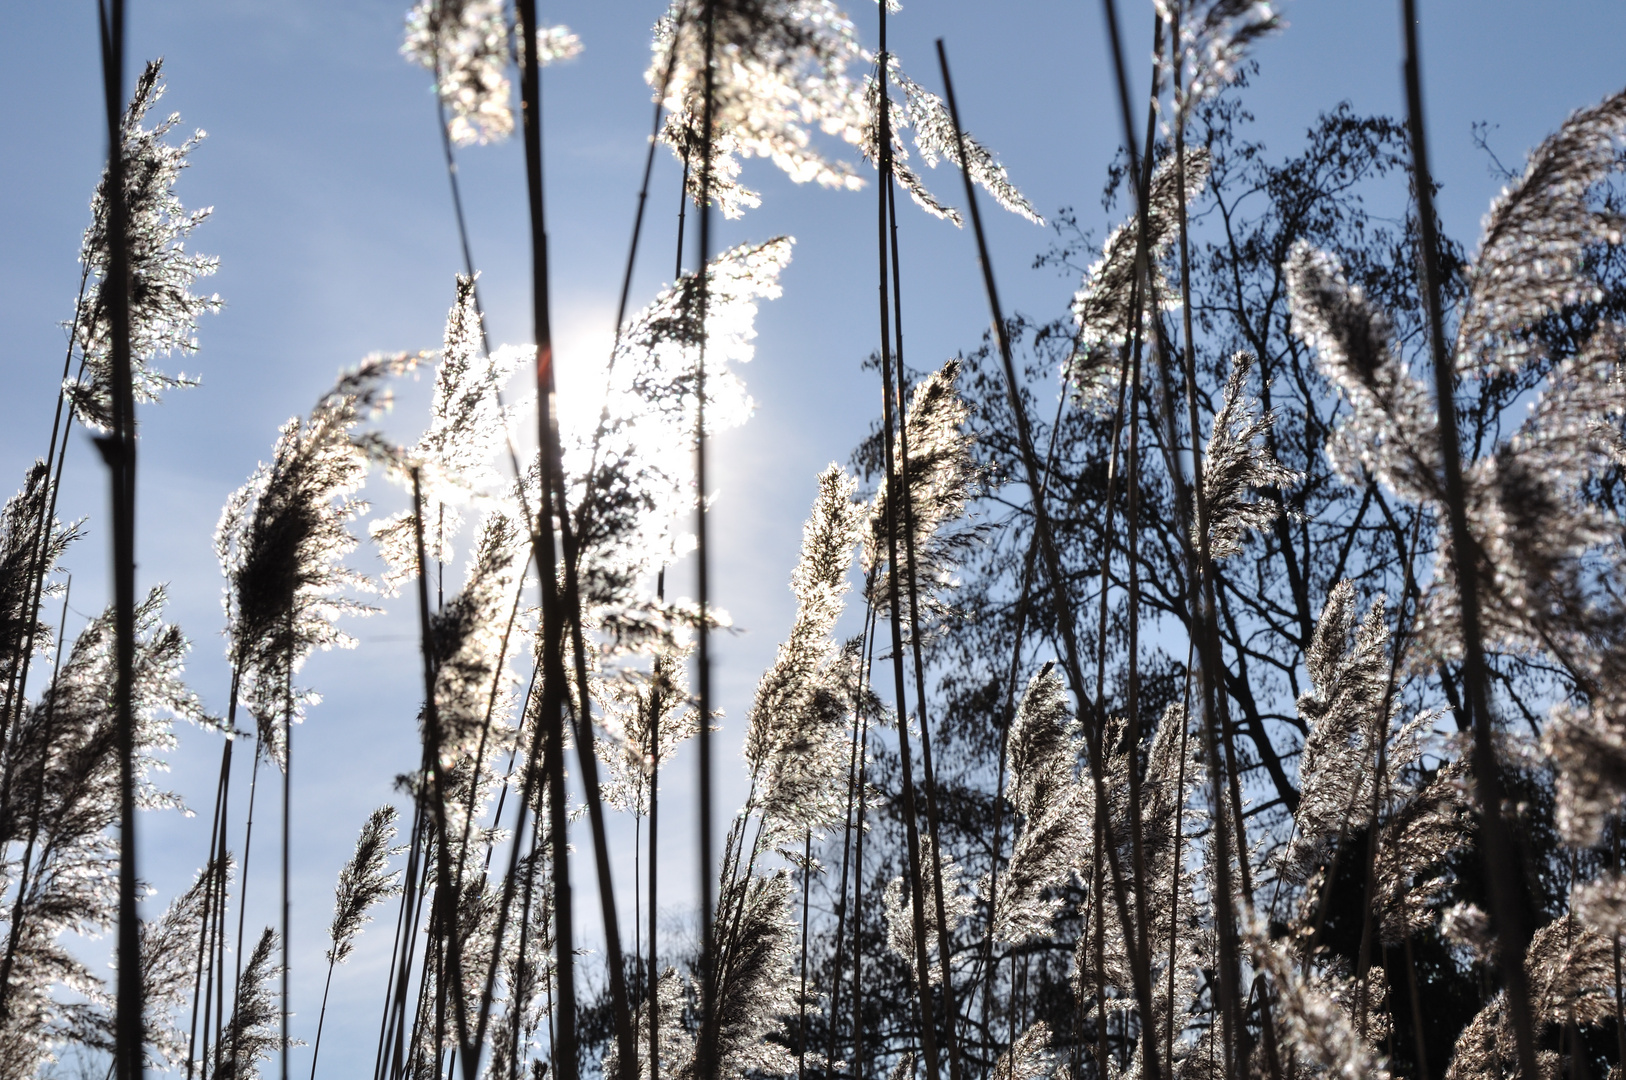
2,1,1625,1075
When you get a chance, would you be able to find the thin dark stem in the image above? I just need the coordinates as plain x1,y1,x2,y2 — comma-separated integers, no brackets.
826,600,874,1080
885,145,963,1080
1399,6,1538,1076
95,0,140,1073
386,795,432,1080
309,956,337,1080
231,742,263,1080
797,830,813,1080
851,679,871,1080
411,470,477,1078
210,735,234,1080
0,260,90,805
977,361,1070,1058
647,654,662,1080
1615,825,1625,1072
374,794,421,1080
935,38,1164,1080
502,7,577,1080
282,622,293,1080
877,26,942,1080
185,696,230,1080
694,3,719,1078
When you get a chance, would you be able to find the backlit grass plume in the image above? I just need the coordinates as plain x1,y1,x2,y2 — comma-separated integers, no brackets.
1444,913,1618,1080
0,463,78,709
325,805,403,966
883,835,972,986
571,237,792,656
861,59,1042,227
990,1022,1054,1080
649,0,866,218
743,464,864,840
1197,351,1299,560
1068,149,1210,406
862,358,987,632
1287,241,1443,508
371,275,521,591
140,858,225,1070
596,653,698,817
1247,926,1386,1080
0,588,214,1078
1279,582,1408,879
694,869,802,1079
1159,0,1281,123
68,58,219,431
1454,89,1626,376
212,927,282,1080
882,62,1042,226
981,664,1087,944
215,356,409,762
403,0,580,146
488,848,556,1080
427,509,528,768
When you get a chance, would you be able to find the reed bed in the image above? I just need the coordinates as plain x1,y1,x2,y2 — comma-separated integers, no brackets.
7,2,1626,1080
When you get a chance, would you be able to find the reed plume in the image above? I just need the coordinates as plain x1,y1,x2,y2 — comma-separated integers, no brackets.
0,588,214,1078
883,836,972,987
143,858,227,1071
68,58,219,432
1068,149,1210,407
0,464,78,734
743,464,865,841
574,237,792,656
860,358,986,637
371,276,521,592
1196,351,1299,560
216,356,408,762
213,928,283,1080
403,0,580,147
980,664,1086,945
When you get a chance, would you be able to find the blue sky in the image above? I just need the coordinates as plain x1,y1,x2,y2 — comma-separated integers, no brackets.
2,1,1626,1075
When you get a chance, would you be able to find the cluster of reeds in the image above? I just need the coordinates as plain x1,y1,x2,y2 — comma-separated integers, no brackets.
10,1,1626,1080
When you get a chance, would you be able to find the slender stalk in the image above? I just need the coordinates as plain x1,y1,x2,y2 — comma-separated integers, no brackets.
454,584,527,889
1165,641,1195,1072
231,743,263,1080
385,798,432,1080
1403,933,1431,1080
885,151,963,1080
374,794,423,1080
977,368,1071,1058
647,657,662,1080
94,0,141,1073
693,3,719,1077
308,955,338,1080
935,38,1164,1080
497,8,578,1080
410,471,477,1080
281,619,294,1080
184,704,230,1079
876,27,943,1080
209,736,234,1079
851,687,871,1080
797,830,813,1080
1615,825,1625,1071
510,804,546,1080
1398,7,1538,1077
826,599,876,1080
1108,20,1166,1063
